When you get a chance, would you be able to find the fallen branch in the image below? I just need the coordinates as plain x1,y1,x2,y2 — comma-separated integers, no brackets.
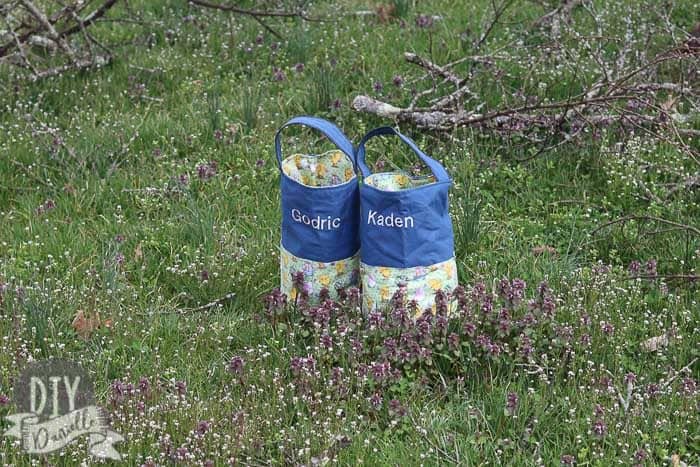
352,8,699,170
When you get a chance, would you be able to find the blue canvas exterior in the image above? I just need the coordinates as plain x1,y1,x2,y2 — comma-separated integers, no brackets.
280,175,360,262
276,116,360,262
357,127,455,269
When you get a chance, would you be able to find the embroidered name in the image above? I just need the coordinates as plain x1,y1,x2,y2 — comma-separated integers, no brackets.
291,208,341,230
367,210,414,228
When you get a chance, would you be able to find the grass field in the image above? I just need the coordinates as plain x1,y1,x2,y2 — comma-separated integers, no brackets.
0,0,698,465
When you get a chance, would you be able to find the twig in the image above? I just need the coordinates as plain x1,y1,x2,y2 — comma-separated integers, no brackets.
533,0,583,29
409,414,460,464
475,0,513,50
625,274,698,282
188,0,323,22
405,52,465,87
590,215,700,237
20,0,78,64
178,292,236,313
2,13,38,76
603,369,633,413
661,358,698,390
58,0,119,37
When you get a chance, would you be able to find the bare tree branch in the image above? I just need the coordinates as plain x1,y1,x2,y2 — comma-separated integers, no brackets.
1,0,120,79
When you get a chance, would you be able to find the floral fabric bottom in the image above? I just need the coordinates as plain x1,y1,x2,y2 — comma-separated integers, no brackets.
280,244,360,302
361,258,459,316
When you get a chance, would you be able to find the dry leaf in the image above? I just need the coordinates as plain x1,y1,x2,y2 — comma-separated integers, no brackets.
72,309,102,339
670,454,687,467
532,245,558,256
63,183,76,195
640,334,669,352
134,242,143,262
375,3,396,23
660,94,678,113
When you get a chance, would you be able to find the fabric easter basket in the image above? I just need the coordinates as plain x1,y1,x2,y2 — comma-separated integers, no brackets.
276,116,360,302
357,127,458,315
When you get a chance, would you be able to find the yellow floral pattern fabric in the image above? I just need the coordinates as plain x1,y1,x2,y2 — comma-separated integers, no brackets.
361,258,458,315
281,150,356,187
364,172,436,190
281,244,360,302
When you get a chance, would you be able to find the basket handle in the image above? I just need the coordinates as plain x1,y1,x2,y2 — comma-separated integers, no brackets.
275,116,355,168
356,126,449,182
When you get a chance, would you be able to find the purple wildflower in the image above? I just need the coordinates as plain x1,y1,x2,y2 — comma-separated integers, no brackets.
645,259,657,276
634,449,647,462
273,67,286,81
591,419,607,438
415,14,433,28
369,393,382,410
175,380,187,397
447,332,460,351
518,335,534,358
196,420,212,435
645,383,660,398
463,321,477,337
320,333,333,349
196,161,217,180
628,260,641,276
175,446,189,461
560,455,575,465
506,392,519,415
388,399,406,418
600,321,615,336
228,355,245,375
681,377,696,395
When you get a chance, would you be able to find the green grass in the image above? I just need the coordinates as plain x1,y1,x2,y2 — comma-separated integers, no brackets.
0,0,698,465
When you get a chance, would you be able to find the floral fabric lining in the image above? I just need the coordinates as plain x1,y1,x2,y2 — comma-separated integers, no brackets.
281,150,356,187
364,171,436,191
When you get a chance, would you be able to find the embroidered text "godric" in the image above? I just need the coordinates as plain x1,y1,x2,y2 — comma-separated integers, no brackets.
367,210,414,228
291,208,341,230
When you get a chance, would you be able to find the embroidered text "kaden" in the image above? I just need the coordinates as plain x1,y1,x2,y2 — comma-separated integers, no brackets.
367,210,414,228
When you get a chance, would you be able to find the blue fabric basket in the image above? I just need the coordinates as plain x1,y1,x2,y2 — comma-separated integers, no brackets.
356,127,458,313
275,116,360,301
